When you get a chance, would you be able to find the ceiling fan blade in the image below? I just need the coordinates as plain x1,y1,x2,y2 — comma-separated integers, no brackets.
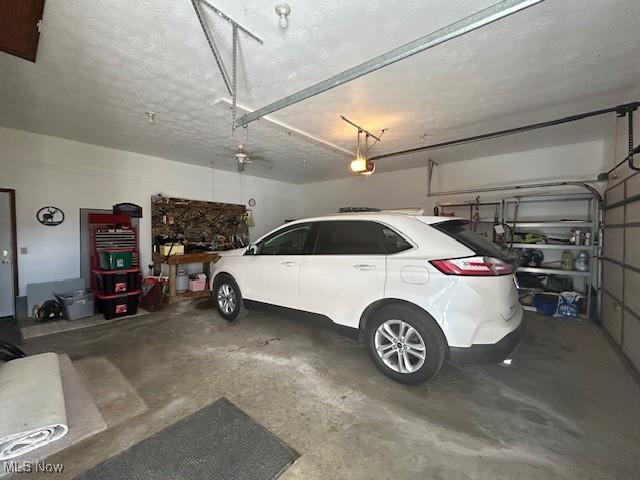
249,155,273,165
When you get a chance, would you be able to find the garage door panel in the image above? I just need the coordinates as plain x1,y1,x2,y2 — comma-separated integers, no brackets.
603,228,624,262
626,172,640,197
602,260,624,302
607,168,631,191
624,268,640,317
625,227,640,268
605,206,624,225
602,171,640,373
627,200,640,224
622,312,640,372
602,292,623,345
606,183,625,206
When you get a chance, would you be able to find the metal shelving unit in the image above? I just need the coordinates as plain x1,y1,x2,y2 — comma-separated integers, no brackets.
503,193,599,319
436,192,601,319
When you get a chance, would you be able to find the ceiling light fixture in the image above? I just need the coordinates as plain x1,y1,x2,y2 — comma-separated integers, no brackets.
342,116,386,176
274,3,291,29
145,111,156,124
361,160,376,176
350,149,367,173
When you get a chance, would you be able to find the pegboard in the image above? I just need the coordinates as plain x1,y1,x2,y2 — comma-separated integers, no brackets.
151,195,248,249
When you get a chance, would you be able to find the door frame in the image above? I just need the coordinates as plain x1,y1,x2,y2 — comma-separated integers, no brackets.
0,188,18,311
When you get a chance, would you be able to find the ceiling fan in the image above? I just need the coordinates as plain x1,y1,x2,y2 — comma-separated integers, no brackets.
233,144,273,172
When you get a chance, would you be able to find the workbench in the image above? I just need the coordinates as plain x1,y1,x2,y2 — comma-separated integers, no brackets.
152,251,220,303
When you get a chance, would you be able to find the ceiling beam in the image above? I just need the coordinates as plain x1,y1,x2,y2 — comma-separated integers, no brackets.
214,98,354,157
234,0,545,128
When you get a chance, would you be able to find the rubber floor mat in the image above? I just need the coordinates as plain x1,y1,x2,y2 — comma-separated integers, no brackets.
76,397,299,480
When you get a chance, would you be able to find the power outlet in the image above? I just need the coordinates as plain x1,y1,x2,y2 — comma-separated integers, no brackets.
20,247,28,255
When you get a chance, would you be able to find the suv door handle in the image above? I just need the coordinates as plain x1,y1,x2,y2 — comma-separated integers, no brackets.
281,261,296,267
353,264,375,271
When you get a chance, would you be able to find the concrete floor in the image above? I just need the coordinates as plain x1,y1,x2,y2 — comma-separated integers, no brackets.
20,301,640,479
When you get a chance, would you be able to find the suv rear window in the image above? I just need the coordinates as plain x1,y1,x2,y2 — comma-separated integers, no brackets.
432,220,508,259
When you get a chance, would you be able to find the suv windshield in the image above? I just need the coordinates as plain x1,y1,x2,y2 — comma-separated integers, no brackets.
432,219,512,260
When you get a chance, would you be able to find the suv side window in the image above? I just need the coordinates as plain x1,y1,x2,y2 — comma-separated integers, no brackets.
379,225,412,254
315,221,390,255
259,223,314,255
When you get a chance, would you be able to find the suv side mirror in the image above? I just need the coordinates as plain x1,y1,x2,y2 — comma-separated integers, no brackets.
245,243,259,255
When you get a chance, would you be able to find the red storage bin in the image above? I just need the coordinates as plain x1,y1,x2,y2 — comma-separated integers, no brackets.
93,268,140,294
96,290,140,320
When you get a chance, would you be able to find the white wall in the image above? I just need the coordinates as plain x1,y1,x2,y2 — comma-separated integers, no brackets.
297,140,608,218
0,127,299,295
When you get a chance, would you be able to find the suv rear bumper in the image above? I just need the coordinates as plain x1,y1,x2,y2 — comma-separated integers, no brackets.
448,318,526,364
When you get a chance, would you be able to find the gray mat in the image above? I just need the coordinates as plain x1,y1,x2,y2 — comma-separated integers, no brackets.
77,398,299,480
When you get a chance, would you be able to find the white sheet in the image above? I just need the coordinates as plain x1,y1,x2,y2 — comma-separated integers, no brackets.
0,352,68,460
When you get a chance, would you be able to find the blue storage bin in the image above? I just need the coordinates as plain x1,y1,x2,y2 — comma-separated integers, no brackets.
533,293,559,316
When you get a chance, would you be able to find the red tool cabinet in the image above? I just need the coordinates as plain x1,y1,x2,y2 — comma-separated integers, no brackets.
88,213,141,318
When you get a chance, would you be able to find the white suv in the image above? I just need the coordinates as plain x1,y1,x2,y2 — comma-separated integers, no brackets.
211,213,524,384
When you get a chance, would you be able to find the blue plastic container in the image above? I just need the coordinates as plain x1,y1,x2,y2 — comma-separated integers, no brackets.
534,293,559,316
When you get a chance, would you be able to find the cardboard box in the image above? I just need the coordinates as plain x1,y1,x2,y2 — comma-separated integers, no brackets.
160,244,184,256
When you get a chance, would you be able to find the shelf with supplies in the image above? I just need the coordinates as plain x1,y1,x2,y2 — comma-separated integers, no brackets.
510,243,593,251
436,192,599,319
506,221,594,229
516,266,590,277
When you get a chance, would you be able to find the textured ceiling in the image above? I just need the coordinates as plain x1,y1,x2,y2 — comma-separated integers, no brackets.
0,0,638,183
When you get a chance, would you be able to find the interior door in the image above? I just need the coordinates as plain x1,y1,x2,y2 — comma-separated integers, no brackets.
298,221,387,328
0,191,16,317
242,223,314,308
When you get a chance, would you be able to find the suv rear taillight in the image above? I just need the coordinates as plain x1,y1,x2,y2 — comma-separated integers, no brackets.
430,256,514,276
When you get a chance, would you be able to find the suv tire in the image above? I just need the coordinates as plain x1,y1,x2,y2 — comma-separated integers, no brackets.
365,304,447,384
213,274,245,322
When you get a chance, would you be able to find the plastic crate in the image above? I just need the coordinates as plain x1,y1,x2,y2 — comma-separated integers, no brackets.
54,289,95,321
93,268,140,294
96,290,140,320
98,248,134,270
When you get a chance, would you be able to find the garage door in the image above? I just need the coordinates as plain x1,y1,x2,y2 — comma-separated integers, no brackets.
602,162,640,372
